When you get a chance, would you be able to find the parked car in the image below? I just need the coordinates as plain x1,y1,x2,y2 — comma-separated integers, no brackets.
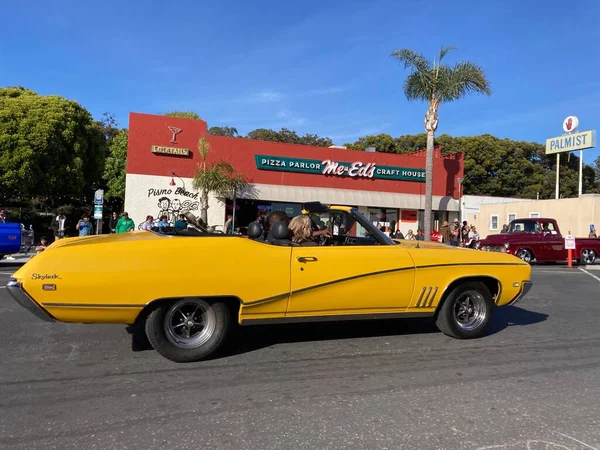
0,223,22,260
6,202,532,363
476,218,600,264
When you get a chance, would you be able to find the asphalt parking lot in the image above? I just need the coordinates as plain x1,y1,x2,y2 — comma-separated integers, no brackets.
1,265,600,450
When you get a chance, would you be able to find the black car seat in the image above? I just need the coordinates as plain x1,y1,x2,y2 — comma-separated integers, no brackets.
270,222,292,246
247,221,263,240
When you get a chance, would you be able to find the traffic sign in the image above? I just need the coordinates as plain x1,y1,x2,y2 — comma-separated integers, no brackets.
94,189,104,205
93,205,103,220
565,234,576,250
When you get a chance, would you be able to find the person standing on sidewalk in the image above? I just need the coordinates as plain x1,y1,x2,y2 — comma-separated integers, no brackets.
115,212,135,233
76,215,93,236
108,212,119,234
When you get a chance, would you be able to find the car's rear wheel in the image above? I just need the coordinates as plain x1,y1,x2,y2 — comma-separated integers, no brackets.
436,282,494,339
581,249,596,265
516,248,533,263
145,298,231,363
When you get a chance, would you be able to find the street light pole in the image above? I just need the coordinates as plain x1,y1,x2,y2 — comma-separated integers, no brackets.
457,177,464,224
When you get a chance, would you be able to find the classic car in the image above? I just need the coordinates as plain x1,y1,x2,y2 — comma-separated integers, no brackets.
6,202,533,363
476,218,600,265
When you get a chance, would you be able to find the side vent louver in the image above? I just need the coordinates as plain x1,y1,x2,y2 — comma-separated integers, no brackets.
415,286,439,307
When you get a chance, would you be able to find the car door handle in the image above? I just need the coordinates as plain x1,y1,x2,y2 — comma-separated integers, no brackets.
297,256,318,263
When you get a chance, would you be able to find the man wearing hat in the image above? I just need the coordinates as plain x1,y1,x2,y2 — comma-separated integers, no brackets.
450,218,460,246
115,212,135,234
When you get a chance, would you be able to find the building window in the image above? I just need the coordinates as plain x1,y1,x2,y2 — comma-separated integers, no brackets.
490,214,499,231
529,212,540,218
507,213,516,224
361,208,397,237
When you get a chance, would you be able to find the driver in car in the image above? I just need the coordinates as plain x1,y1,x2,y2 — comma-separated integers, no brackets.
289,215,318,247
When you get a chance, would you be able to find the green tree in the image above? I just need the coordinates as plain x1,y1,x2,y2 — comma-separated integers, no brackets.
0,86,107,200
391,46,491,239
246,127,333,147
349,134,396,153
298,133,333,147
103,129,128,199
192,137,248,225
164,111,202,120
208,126,239,137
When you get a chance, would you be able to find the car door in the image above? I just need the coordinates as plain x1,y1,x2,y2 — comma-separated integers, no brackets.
542,223,567,261
287,244,416,316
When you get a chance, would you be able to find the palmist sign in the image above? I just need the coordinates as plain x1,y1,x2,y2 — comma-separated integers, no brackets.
254,155,425,182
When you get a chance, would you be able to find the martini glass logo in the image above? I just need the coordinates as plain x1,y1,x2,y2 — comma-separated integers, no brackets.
168,126,182,144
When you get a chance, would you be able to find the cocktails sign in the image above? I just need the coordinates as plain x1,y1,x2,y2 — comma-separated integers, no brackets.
255,155,425,182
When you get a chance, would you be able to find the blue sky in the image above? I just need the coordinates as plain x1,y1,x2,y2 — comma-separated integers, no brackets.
2,0,600,162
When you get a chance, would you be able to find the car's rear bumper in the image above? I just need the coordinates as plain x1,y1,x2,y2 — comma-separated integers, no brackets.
507,280,533,306
6,280,55,322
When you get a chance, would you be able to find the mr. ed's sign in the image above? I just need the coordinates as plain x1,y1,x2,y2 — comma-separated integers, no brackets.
255,155,425,182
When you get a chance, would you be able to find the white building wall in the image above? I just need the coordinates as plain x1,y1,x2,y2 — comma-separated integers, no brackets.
461,194,534,223
124,174,225,230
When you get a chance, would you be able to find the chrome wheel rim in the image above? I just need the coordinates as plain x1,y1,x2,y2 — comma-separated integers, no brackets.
453,291,487,331
582,249,596,265
517,249,531,263
164,299,216,349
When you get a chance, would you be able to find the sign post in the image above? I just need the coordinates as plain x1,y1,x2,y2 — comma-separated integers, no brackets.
94,189,104,235
545,116,596,199
565,230,576,268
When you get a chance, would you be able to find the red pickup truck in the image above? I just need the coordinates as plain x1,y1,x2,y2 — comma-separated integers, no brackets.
476,218,600,265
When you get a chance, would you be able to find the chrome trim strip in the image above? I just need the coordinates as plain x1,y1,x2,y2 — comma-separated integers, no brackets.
6,281,55,322
415,287,426,307
426,287,438,307
241,311,434,326
421,287,433,307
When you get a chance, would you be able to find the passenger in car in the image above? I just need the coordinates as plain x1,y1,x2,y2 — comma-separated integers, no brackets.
289,215,318,247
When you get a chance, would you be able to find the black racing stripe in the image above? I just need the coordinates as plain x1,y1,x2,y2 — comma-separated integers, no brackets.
416,262,526,269
42,262,523,309
42,303,143,308
291,266,414,296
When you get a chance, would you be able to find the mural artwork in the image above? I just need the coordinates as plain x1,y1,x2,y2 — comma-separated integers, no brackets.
138,187,200,229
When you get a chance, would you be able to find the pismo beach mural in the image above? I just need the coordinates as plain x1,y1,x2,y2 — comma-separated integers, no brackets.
138,187,200,229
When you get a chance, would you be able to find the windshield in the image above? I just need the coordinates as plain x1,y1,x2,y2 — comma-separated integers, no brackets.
350,208,396,245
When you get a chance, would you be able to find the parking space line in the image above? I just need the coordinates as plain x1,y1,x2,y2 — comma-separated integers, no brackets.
579,267,600,283
532,270,585,274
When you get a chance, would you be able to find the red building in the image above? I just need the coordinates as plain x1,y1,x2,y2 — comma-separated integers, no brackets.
125,113,464,234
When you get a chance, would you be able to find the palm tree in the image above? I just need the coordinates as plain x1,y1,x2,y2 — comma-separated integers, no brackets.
391,46,491,240
192,137,248,226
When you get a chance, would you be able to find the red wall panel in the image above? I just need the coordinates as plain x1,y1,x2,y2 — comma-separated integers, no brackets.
127,112,464,199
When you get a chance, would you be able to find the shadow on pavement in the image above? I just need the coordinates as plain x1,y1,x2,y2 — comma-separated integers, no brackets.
125,306,549,357
486,305,549,335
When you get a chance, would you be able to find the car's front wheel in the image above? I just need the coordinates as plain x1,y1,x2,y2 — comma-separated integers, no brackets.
145,298,231,363
436,282,494,339
516,248,533,263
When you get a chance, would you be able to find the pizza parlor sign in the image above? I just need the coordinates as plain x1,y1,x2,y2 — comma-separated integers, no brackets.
254,155,425,182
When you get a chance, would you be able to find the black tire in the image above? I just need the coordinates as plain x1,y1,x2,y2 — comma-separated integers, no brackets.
516,248,533,264
435,282,494,339
145,298,231,363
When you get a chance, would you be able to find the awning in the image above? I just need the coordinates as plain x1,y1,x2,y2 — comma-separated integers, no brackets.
235,183,459,211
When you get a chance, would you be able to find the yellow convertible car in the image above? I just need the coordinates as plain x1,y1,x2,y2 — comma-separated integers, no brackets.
7,202,532,363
